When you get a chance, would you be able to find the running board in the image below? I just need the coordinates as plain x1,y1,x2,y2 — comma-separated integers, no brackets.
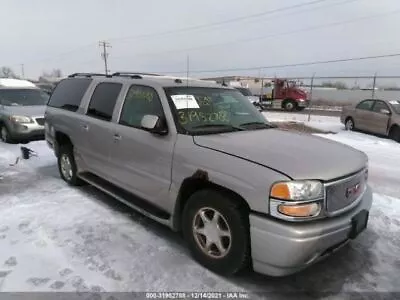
78,172,171,226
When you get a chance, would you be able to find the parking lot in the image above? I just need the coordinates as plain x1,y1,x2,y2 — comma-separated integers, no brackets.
0,113,399,299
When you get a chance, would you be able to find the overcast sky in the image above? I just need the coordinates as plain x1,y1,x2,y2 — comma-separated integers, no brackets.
1,0,400,79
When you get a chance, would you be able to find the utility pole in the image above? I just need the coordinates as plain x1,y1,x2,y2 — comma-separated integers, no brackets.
99,41,111,75
20,64,25,79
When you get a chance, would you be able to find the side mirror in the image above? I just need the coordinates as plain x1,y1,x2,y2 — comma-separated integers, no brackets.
380,109,391,115
140,115,168,135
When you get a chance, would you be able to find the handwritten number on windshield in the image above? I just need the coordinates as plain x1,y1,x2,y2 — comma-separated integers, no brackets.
178,110,230,124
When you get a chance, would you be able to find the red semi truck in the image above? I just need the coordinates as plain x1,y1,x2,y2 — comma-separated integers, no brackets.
259,79,309,111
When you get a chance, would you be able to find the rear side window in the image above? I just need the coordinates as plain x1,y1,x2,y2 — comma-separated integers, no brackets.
356,100,374,111
87,83,122,121
47,78,92,112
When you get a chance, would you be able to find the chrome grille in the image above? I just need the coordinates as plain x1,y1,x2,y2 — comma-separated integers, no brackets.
326,170,366,214
35,118,45,126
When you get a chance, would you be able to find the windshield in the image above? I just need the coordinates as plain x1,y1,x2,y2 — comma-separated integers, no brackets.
164,87,271,135
235,87,253,96
0,89,49,106
389,100,400,114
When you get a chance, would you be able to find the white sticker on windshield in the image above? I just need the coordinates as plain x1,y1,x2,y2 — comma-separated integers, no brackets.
389,100,399,104
171,95,200,109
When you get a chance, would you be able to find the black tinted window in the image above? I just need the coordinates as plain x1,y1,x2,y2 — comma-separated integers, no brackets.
87,83,122,121
372,101,389,113
356,100,374,111
47,78,91,111
119,85,164,128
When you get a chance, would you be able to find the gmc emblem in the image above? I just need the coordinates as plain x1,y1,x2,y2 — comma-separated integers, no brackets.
346,183,361,199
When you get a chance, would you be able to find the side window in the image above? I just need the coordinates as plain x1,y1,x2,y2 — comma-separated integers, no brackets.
372,101,389,113
87,83,122,121
47,78,92,112
356,100,374,111
119,85,164,128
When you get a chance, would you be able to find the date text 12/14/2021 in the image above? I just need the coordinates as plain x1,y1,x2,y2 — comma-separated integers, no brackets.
145,292,250,299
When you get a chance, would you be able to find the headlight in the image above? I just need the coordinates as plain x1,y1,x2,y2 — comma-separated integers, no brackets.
9,115,33,124
270,180,323,201
269,180,324,221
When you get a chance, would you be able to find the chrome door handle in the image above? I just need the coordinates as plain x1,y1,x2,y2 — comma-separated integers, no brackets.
113,134,121,141
82,124,89,131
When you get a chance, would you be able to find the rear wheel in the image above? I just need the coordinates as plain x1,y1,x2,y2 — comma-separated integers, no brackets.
0,125,13,143
57,144,83,186
345,117,355,131
182,189,250,276
389,126,400,142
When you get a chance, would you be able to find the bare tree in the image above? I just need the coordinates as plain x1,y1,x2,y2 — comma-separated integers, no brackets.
41,69,63,78
0,66,18,78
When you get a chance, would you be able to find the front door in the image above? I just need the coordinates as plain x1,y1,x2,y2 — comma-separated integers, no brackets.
109,84,175,209
81,82,123,178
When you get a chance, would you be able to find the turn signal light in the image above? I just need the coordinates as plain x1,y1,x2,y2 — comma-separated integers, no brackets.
278,203,320,217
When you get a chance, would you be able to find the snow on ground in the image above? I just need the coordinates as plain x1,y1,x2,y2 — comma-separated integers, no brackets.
263,111,344,133
0,119,400,297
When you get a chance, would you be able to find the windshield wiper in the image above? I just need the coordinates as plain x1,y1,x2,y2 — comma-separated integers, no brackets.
239,121,277,129
192,124,244,131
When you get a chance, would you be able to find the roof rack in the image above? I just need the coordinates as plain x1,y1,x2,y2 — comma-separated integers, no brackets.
112,72,161,79
68,73,112,78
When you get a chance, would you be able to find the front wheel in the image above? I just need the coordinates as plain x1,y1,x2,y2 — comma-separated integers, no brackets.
182,190,250,276
283,100,297,111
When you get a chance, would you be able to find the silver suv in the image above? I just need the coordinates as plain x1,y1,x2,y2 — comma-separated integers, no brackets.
0,78,48,143
45,72,372,277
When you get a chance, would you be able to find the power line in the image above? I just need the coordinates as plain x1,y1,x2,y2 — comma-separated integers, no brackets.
107,0,333,42
11,0,342,67
157,53,400,74
112,7,400,60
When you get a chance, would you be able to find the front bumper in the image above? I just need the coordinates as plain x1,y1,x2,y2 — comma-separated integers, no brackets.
8,121,45,141
298,100,310,107
249,185,373,277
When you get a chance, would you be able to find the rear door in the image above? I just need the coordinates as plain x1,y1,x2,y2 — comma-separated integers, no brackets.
369,100,391,135
81,82,123,178
354,99,375,131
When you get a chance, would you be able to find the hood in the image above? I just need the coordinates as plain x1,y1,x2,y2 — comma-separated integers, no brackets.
2,105,46,117
193,129,367,181
295,89,308,98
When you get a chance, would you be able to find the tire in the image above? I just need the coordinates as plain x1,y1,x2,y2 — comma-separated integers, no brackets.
0,124,13,143
57,144,83,186
283,100,297,111
182,189,250,276
389,126,400,143
345,117,355,131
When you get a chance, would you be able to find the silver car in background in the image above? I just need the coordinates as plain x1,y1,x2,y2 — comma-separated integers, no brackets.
341,98,400,142
0,78,49,143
